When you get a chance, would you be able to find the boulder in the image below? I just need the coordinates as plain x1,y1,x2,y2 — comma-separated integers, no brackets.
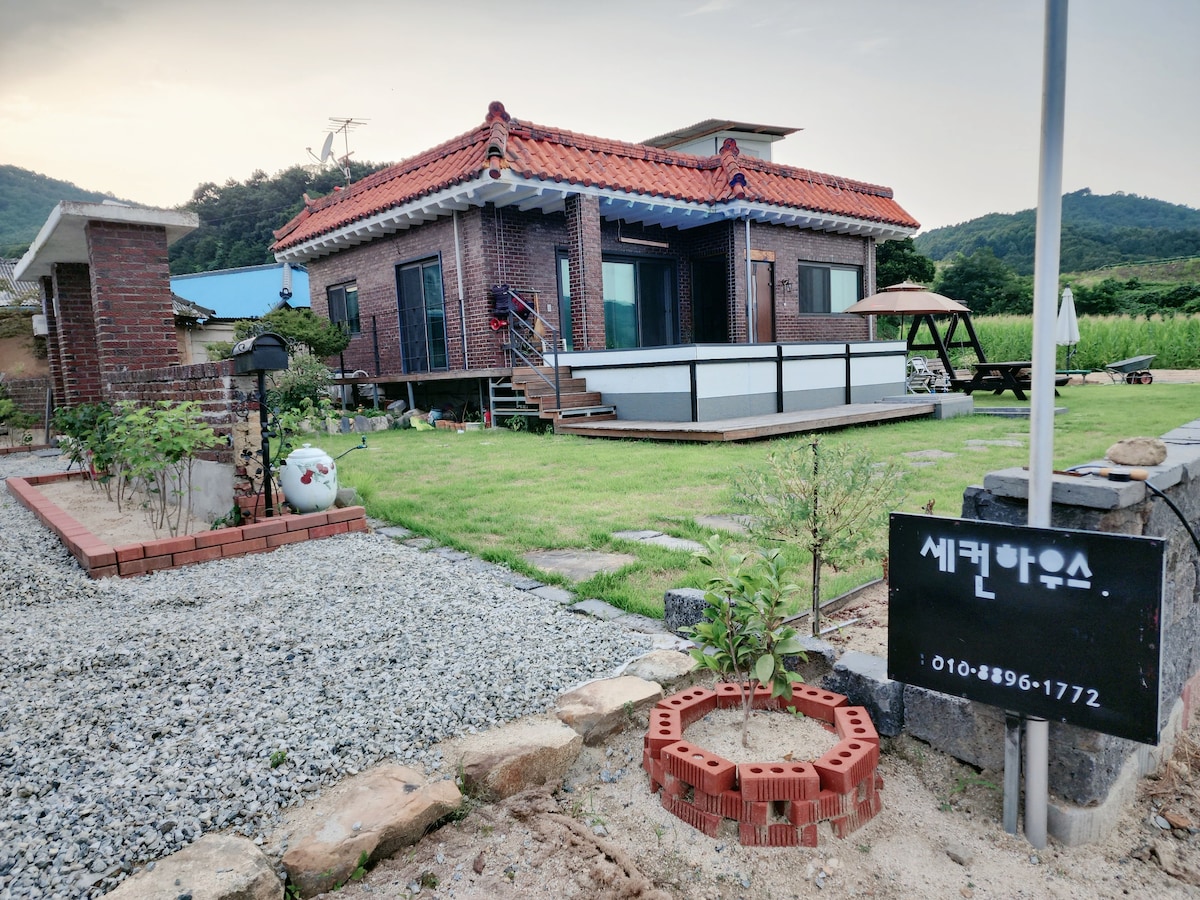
555,676,664,745
104,833,280,900
621,649,698,686
453,715,582,799
281,764,461,897
1107,436,1167,467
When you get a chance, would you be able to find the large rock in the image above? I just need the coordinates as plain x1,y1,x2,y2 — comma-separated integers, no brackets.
281,765,461,897
555,676,664,745
1106,436,1167,466
452,715,582,799
104,833,280,900
621,649,698,686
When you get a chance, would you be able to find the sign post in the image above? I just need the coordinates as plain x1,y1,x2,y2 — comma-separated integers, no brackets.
889,513,1165,745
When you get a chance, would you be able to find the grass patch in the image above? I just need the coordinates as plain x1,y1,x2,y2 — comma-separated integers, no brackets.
323,381,1200,616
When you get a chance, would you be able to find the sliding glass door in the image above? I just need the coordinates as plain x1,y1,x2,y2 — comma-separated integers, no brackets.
396,258,447,373
602,258,677,349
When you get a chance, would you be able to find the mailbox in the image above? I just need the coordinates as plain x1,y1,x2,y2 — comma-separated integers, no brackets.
232,333,289,374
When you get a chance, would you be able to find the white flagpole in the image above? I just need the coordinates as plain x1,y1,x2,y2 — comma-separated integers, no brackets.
1025,0,1070,850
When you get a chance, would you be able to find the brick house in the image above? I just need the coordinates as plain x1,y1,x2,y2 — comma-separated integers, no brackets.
272,102,920,423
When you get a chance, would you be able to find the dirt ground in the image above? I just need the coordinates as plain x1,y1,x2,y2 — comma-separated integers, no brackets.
306,584,1200,900
314,676,1200,900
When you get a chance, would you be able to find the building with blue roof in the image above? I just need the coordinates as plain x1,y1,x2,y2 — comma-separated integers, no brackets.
170,262,308,321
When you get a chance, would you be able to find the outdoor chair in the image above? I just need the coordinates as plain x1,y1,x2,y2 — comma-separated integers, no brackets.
906,356,940,394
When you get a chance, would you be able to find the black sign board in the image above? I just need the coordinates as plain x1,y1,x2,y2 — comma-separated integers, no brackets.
888,513,1164,744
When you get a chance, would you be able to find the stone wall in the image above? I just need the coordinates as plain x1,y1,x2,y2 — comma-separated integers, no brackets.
897,417,1200,841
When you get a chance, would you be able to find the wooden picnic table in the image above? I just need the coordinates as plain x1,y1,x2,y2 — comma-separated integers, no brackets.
961,361,1034,400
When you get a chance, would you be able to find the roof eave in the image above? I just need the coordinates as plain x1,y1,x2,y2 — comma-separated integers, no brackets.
274,172,915,264
15,202,199,281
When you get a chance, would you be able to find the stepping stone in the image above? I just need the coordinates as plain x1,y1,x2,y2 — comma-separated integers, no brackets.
611,530,705,553
643,534,705,552
523,549,636,582
375,526,412,540
612,529,663,541
530,585,574,604
695,514,752,535
403,537,436,550
567,598,625,620
903,448,956,459
433,548,470,562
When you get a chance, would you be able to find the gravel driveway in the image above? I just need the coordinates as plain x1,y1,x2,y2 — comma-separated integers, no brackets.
0,452,653,898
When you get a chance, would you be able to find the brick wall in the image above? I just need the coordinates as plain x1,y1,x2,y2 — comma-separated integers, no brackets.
38,276,64,404
104,361,249,465
747,223,871,343
52,262,103,405
304,201,875,374
86,221,181,375
1,376,50,423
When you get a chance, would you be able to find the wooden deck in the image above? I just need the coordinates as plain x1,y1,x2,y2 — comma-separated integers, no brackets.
553,401,937,442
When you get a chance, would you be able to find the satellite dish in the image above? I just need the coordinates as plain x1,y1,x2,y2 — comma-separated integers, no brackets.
319,132,335,163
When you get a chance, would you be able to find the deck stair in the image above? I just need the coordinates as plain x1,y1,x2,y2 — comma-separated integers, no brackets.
509,366,617,424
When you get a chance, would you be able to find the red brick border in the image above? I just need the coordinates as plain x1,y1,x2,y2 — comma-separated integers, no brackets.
644,683,882,846
6,471,368,579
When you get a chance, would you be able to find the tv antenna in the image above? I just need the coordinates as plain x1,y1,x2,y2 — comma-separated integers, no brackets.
305,117,369,185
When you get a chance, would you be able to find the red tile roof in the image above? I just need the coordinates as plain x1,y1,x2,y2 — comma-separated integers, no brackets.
272,102,918,254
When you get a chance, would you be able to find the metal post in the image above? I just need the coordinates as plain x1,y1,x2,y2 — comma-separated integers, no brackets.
1004,712,1022,834
1022,0,1070,850
372,316,381,409
1025,717,1049,846
258,369,274,518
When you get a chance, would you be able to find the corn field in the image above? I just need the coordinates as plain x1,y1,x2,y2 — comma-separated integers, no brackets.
884,314,1200,371
971,314,1200,370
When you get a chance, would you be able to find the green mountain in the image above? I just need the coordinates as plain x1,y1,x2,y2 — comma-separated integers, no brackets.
0,165,132,257
914,189,1200,275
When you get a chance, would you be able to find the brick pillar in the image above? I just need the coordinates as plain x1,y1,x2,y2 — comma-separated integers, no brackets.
730,223,748,344
51,262,104,405
39,276,64,407
565,194,605,351
86,220,180,389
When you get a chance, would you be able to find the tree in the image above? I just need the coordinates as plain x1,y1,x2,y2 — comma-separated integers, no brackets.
207,308,350,361
687,537,807,748
735,438,906,636
168,160,390,275
876,237,936,288
933,248,1032,315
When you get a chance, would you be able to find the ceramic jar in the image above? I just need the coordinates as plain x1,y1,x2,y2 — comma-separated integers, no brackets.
280,443,338,513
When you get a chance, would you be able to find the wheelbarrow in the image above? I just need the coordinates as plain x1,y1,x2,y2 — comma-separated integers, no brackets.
1100,354,1156,384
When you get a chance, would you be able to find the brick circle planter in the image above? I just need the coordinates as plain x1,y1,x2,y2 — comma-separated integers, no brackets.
643,683,882,847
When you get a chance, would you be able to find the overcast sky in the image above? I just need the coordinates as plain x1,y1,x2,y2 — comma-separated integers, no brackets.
2,0,1197,233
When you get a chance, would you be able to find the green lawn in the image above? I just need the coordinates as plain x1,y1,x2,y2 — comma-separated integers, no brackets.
320,382,1200,618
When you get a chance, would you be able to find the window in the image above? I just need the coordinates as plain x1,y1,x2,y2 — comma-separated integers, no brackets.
327,282,360,334
798,263,862,314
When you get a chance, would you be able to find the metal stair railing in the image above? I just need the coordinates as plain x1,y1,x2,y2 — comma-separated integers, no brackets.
502,290,561,416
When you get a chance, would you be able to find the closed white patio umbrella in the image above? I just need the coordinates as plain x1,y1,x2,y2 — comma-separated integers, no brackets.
1055,287,1080,366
